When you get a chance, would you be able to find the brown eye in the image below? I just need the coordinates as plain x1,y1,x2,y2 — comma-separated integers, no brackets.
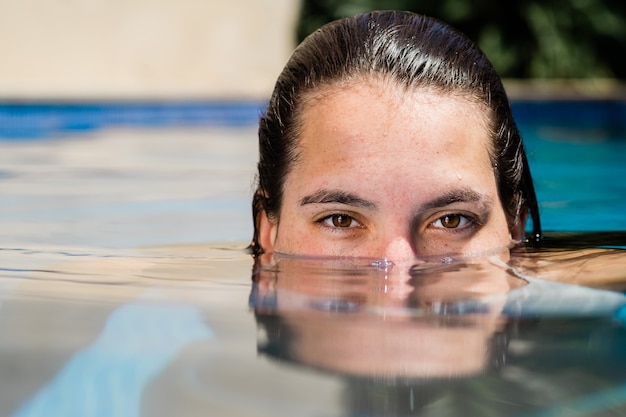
318,213,363,230
440,214,461,228
332,214,353,228
431,214,472,230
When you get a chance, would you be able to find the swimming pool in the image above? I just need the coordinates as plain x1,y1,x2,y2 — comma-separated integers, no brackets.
0,100,625,416
513,100,626,234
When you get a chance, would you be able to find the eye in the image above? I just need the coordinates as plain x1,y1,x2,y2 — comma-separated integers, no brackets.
320,214,362,228
431,214,472,229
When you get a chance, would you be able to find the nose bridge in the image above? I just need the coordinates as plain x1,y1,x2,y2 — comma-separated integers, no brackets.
381,234,415,262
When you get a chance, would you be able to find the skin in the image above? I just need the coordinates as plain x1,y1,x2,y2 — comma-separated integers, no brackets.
258,77,524,263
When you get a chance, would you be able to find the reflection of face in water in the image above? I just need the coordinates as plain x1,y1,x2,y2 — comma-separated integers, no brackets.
251,251,523,380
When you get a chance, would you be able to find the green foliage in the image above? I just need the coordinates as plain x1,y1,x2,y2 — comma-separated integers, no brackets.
297,0,626,78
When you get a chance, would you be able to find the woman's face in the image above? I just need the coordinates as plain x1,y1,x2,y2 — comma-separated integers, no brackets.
258,78,521,262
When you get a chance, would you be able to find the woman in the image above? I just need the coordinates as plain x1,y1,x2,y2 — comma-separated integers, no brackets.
247,13,626,415
251,10,541,262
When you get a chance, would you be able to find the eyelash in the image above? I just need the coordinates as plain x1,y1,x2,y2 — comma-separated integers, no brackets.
316,212,480,233
429,213,480,232
316,213,363,230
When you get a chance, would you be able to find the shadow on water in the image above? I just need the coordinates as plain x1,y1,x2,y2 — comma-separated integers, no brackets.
537,231,626,250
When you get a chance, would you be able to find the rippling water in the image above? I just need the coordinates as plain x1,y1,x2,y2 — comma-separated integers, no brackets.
2,244,626,417
1,126,626,416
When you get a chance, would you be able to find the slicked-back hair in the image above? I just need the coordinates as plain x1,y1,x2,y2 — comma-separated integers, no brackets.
251,11,541,255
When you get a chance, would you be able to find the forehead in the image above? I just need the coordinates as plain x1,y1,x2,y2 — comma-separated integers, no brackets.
295,78,493,168
279,77,500,213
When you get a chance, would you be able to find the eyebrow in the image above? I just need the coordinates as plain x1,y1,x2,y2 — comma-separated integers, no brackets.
300,189,378,210
419,188,492,212
299,188,491,212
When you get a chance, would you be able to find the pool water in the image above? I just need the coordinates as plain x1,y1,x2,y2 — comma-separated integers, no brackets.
1,101,625,416
513,100,626,233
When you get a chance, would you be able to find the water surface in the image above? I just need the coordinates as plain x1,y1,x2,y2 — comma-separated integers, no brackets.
1,123,626,416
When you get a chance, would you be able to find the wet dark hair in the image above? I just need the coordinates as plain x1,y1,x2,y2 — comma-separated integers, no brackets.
251,10,541,255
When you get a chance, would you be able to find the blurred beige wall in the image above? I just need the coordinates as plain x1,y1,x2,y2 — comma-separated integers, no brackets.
0,0,300,99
